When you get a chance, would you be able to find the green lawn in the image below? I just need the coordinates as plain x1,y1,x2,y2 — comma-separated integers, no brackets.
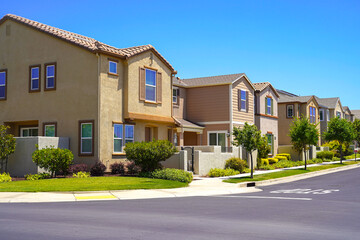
0,176,188,192
224,161,359,184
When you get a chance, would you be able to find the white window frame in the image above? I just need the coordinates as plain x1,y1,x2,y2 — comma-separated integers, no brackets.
124,125,135,145
319,109,324,121
145,68,157,102
266,97,272,115
46,65,55,89
173,88,178,104
20,127,38,137
207,131,228,147
109,61,117,74
31,67,40,91
113,124,123,153
0,71,6,99
287,105,294,118
310,107,316,123
240,89,247,112
80,122,93,154
327,109,330,121
44,124,56,137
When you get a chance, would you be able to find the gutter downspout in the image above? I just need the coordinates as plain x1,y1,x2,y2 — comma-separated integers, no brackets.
96,53,101,161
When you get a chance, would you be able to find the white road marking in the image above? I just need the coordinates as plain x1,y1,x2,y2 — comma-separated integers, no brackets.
270,189,340,195
215,196,312,201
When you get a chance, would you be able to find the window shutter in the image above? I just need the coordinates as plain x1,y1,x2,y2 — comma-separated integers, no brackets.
156,71,162,103
271,99,274,116
238,89,241,111
139,67,145,101
246,91,249,112
265,97,267,114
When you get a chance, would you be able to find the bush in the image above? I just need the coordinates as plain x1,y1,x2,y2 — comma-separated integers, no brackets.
90,162,106,176
276,153,291,160
208,168,240,177
316,151,335,160
126,161,141,175
259,158,269,166
257,135,271,159
110,162,125,175
151,168,193,183
225,157,247,173
32,145,73,177
274,156,287,161
124,140,176,172
25,173,51,180
268,158,279,164
0,173,12,183
73,171,90,178
258,164,275,170
68,164,88,174
273,159,303,168
307,158,323,164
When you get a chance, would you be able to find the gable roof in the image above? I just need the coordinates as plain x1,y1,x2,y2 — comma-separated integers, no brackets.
277,89,298,97
0,14,175,72
278,95,319,109
253,82,280,98
173,73,255,90
352,110,360,120
315,97,343,111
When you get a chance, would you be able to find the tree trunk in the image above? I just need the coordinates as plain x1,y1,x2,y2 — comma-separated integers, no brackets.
250,152,254,179
304,147,307,170
5,156,8,173
339,144,343,164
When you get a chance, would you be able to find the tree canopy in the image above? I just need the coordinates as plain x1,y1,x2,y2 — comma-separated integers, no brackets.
0,125,16,173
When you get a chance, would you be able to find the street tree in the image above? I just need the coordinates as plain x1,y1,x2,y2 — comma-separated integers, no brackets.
352,119,360,148
0,125,16,173
289,116,319,170
324,117,354,163
232,123,261,178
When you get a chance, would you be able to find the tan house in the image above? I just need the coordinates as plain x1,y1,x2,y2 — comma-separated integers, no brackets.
343,106,354,122
0,14,177,168
352,110,360,120
172,73,255,149
253,82,280,156
277,90,320,146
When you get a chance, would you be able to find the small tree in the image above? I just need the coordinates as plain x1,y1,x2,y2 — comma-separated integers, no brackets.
324,118,354,163
232,123,261,178
0,125,16,173
124,140,176,173
257,135,271,159
353,119,360,148
289,117,319,170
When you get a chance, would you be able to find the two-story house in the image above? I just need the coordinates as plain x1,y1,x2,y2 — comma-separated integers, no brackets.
253,82,279,156
172,73,255,149
0,14,177,168
343,106,354,122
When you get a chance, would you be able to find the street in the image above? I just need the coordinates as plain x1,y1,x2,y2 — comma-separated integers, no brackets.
0,167,359,240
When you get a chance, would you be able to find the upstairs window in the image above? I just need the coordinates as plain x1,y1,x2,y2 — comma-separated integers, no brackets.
266,97,273,115
113,124,123,153
287,105,294,118
173,88,179,104
240,90,247,111
0,70,6,100
29,65,40,92
79,120,94,155
319,109,324,121
336,111,341,118
145,69,156,102
109,61,117,74
125,125,134,144
45,63,56,90
309,107,316,123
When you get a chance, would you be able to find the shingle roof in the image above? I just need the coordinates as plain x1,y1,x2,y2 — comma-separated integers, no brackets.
253,82,280,97
352,110,360,120
277,89,298,97
173,117,204,129
315,97,339,109
0,14,175,71
278,95,315,104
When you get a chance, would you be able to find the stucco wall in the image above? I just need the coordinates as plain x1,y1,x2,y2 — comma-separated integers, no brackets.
256,86,279,116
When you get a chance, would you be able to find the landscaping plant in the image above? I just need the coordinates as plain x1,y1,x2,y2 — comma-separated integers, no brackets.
126,161,141,175
353,119,360,148
110,162,125,175
208,168,240,177
25,173,51,180
316,151,334,160
68,164,88,174
225,157,248,173
151,168,193,183
73,171,90,178
0,125,16,173
0,173,12,183
257,135,271,159
90,162,106,176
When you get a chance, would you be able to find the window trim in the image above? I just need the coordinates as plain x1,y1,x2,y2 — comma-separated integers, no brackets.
145,68,157,103
240,89,247,112
78,120,94,156
266,97,272,115
0,69,7,101
173,87,178,105
43,122,57,137
20,126,39,137
113,123,123,154
319,109,324,121
44,62,57,91
207,131,228,147
286,104,294,118
309,106,316,123
29,65,41,93
108,60,118,75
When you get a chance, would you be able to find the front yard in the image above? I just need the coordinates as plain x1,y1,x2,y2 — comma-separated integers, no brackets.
0,176,188,192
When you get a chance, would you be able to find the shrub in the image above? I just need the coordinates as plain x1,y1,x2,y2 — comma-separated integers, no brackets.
151,168,193,183
316,151,335,160
276,153,291,160
126,161,141,175
68,164,88,174
73,171,90,178
110,162,125,175
307,158,323,164
90,162,106,176
32,145,74,177
259,158,269,166
124,140,176,172
258,164,275,170
257,135,271,159
274,156,287,161
208,168,240,177
25,173,51,181
332,157,340,161
273,159,303,168
0,173,12,183
225,157,247,173
268,158,278,164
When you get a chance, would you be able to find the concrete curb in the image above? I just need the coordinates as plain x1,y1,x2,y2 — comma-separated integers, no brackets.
237,163,360,188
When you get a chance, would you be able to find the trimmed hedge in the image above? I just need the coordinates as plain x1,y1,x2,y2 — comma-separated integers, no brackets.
151,168,193,183
268,158,279,164
316,151,335,160
276,153,291,160
225,157,247,173
274,156,287,161
25,173,51,180
259,158,269,166
208,168,240,177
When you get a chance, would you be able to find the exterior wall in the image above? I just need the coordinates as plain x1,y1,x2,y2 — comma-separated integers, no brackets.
172,86,186,119
334,101,343,118
232,77,254,124
186,85,229,123
256,117,278,155
278,103,300,145
256,86,279,116
0,20,99,164
201,123,231,147
306,99,321,144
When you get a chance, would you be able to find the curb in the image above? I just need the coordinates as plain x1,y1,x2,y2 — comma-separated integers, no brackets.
237,163,360,188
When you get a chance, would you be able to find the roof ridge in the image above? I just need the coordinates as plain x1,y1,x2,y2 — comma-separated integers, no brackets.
182,73,244,81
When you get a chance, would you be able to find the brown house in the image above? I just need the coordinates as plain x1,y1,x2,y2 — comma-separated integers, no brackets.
0,14,177,168
172,73,255,148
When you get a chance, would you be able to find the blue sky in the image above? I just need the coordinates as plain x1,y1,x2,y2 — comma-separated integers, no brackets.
2,0,360,109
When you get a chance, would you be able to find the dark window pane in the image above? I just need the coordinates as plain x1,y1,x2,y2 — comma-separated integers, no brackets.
109,61,117,73
47,65,55,76
114,124,123,138
209,133,217,145
82,139,92,153
0,72,5,84
32,79,39,89
125,125,134,139
114,139,122,152
47,77,54,88
241,101,246,110
45,125,55,137
0,86,5,98
82,124,92,138
31,68,39,79
145,69,156,86
146,86,156,101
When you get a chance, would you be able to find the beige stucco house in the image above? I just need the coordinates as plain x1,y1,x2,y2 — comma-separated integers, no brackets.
172,73,255,149
253,82,279,156
0,14,177,168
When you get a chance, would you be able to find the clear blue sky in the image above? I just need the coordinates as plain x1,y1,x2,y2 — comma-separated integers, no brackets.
2,0,360,109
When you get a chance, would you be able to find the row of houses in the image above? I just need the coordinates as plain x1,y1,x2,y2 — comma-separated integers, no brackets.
0,14,359,169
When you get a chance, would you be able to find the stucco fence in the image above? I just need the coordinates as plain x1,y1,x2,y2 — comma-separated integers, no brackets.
278,145,330,161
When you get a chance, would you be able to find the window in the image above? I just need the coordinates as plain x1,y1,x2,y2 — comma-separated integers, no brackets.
267,133,273,155
266,97,272,115
79,120,94,155
125,125,134,144
21,127,38,137
0,70,6,100
45,63,56,90
43,122,57,137
109,61,117,74
309,107,316,123
29,65,40,92
319,109,324,121
208,131,227,148
113,124,123,153
145,69,156,102
327,109,330,121
173,88,179,104
287,105,294,118
240,90,247,111
336,111,341,118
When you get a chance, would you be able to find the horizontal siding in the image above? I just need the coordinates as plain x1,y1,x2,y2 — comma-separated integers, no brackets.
232,77,254,124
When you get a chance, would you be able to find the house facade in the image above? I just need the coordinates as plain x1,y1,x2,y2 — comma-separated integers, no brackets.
0,14,177,168
253,82,279,156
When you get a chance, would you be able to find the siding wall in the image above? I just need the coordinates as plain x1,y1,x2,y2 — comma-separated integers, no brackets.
172,86,186,119
232,77,254,124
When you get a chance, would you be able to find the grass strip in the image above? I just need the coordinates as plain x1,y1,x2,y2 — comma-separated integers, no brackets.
224,161,359,184
0,176,188,192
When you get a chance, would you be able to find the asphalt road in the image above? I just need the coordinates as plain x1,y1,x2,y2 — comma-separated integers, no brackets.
1,167,359,240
